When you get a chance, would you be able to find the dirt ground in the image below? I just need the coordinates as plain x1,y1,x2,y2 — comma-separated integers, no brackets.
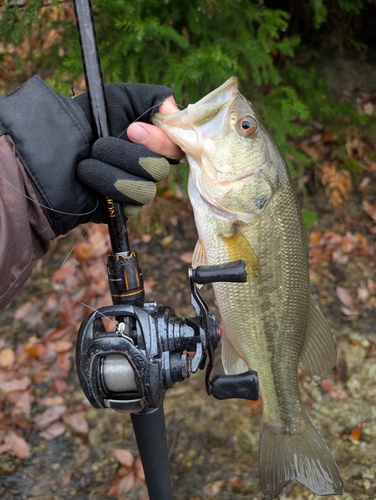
0,183,375,500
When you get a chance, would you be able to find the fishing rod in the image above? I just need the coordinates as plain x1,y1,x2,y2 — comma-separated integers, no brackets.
73,1,259,498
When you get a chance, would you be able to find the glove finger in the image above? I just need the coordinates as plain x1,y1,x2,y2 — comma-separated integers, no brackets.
73,84,173,138
123,204,142,220
77,158,156,206
104,83,173,136
91,137,170,182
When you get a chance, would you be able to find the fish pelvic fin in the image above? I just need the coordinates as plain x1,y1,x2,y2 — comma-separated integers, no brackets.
192,240,207,269
221,332,249,374
222,226,259,278
259,411,344,499
299,295,337,384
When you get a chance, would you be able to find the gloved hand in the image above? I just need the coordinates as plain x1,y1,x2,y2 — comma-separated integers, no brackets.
0,76,178,237
73,83,174,220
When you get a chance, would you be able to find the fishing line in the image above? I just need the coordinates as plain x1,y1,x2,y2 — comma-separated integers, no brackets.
0,171,99,217
117,102,185,141
0,174,113,325
55,226,116,327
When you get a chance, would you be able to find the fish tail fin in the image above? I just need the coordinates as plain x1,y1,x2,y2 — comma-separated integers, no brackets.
259,411,344,499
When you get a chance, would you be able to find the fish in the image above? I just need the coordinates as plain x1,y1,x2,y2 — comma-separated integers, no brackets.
152,77,344,499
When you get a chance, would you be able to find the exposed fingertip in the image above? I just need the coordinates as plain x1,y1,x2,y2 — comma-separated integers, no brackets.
127,123,149,143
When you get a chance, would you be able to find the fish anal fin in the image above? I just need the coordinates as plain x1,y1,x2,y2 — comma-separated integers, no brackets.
222,227,259,278
299,295,337,384
221,332,249,375
259,411,344,499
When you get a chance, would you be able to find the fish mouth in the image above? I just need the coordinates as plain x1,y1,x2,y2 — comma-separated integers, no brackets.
152,77,239,128
191,77,239,107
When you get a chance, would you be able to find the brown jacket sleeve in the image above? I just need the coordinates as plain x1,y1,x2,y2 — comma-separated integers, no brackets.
0,134,55,309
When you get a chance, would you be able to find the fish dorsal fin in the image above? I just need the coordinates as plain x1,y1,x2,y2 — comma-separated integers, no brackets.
192,240,207,268
299,295,337,384
221,332,250,375
222,226,259,278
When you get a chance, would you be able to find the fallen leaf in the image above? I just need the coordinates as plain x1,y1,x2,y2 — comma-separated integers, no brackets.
24,344,46,357
320,379,348,400
11,390,34,417
113,448,134,467
161,235,174,247
0,376,31,395
51,379,68,394
350,424,362,441
336,286,353,307
63,412,89,435
75,443,91,466
51,352,72,378
3,431,30,459
134,456,145,482
0,347,15,368
179,251,193,264
39,421,66,441
203,480,224,497
227,476,244,488
48,340,73,353
144,280,158,295
341,306,359,317
34,404,67,429
108,473,135,496
42,395,66,407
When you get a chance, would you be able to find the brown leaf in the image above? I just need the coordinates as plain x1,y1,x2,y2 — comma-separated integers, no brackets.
11,390,34,417
48,340,73,353
42,395,66,407
134,456,145,482
51,352,72,378
13,301,35,321
362,200,376,222
75,443,91,467
203,480,224,497
350,424,362,441
227,476,244,488
144,280,158,295
0,347,15,368
63,412,89,435
113,448,134,467
24,344,46,358
179,251,193,264
51,379,68,394
161,235,174,247
34,404,67,429
0,376,31,395
39,422,66,441
3,431,30,459
320,379,348,400
336,286,353,307
341,306,359,317
108,473,135,497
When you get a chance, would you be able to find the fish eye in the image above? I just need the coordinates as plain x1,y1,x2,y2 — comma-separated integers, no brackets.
238,116,258,135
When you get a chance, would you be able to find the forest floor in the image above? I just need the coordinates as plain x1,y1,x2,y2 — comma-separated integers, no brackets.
0,183,375,500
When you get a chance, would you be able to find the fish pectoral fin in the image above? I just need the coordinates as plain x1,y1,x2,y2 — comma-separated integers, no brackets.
192,240,207,269
259,411,344,499
221,332,250,375
299,295,337,384
222,227,259,278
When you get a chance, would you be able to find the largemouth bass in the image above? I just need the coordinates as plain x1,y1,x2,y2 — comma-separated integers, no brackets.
153,77,343,499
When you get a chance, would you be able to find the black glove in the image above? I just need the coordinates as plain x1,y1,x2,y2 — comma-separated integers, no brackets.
0,76,173,236
74,83,172,219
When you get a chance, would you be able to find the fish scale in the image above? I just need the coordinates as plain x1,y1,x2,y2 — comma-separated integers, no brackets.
153,77,344,499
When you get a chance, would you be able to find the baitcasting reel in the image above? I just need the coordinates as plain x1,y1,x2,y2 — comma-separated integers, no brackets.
76,258,259,413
